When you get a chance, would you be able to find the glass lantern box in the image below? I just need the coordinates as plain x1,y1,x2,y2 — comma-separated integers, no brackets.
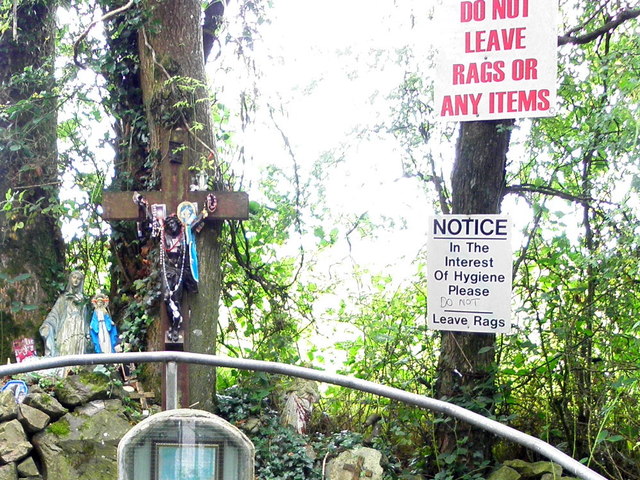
118,409,255,480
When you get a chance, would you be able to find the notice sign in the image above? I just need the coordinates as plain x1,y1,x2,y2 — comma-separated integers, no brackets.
427,215,513,334
435,0,558,121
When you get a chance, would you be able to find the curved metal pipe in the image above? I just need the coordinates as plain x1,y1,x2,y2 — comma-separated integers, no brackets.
0,352,608,480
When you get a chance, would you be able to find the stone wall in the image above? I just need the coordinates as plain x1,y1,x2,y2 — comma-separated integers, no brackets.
487,460,580,480
0,371,134,480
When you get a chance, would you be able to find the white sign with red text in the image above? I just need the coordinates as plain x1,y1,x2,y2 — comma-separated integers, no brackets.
427,215,513,334
435,0,558,121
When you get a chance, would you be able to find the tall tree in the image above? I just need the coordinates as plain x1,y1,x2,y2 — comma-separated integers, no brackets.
139,0,222,410
434,120,513,463
0,0,65,359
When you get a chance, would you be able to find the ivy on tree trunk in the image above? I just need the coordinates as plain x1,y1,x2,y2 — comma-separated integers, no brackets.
0,0,65,360
138,0,221,411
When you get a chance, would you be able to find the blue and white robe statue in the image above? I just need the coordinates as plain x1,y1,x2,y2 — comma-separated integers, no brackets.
90,310,119,354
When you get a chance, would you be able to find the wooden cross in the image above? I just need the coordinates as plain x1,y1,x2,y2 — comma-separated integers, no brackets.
101,130,248,408
128,380,155,410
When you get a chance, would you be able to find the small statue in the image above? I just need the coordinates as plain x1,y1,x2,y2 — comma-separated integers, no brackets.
280,379,320,434
1,380,28,403
39,270,90,358
160,213,199,342
89,292,119,354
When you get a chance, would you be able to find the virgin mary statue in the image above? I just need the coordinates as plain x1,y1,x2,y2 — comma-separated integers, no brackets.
40,271,89,358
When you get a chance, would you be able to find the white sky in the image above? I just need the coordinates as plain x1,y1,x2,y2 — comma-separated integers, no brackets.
211,0,440,273
208,0,445,363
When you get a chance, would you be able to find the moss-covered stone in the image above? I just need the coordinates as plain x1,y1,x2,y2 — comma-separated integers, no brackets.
46,418,70,437
503,460,563,479
17,456,40,477
528,461,563,478
503,459,531,471
53,371,123,408
0,391,19,421
32,399,131,480
23,392,67,419
17,403,50,433
488,466,522,480
0,419,31,463
0,462,17,480
326,447,384,480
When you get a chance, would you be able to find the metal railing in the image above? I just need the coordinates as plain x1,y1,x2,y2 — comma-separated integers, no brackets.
0,351,608,480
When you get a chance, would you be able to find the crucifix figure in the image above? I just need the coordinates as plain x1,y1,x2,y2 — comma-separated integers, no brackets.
134,194,216,343
102,146,247,346
161,212,194,342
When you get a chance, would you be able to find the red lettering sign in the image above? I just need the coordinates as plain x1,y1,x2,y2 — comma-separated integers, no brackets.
13,338,36,363
435,0,558,121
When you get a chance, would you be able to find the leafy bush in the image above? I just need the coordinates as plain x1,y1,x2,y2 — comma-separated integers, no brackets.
216,384,320,480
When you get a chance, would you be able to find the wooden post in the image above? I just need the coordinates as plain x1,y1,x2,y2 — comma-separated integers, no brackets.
101,154,248,408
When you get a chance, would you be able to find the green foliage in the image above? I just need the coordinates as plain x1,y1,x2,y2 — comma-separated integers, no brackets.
219,162,328,364
216,383,321,480
2,1,640,479
151,75,211,129
47,418,71,437
119,273,161,350
216,378,495,479
0,272,40,314
433,439,488,480
494,10,640,478
332,273,433,389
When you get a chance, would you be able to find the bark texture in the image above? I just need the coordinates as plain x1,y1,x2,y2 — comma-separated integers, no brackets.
99,0,160,396
435,120,513,464
0,0,65,360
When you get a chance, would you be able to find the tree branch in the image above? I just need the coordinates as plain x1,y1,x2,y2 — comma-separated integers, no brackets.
419,123,451,214
512,205,543,280
267,105,306,288
505,183,593,204
73,0,135,68
558,8,640,46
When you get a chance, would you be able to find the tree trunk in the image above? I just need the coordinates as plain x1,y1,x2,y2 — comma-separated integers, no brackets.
0,0,65,360
98,0,160,393
138,0,220,411
435,120,513,465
